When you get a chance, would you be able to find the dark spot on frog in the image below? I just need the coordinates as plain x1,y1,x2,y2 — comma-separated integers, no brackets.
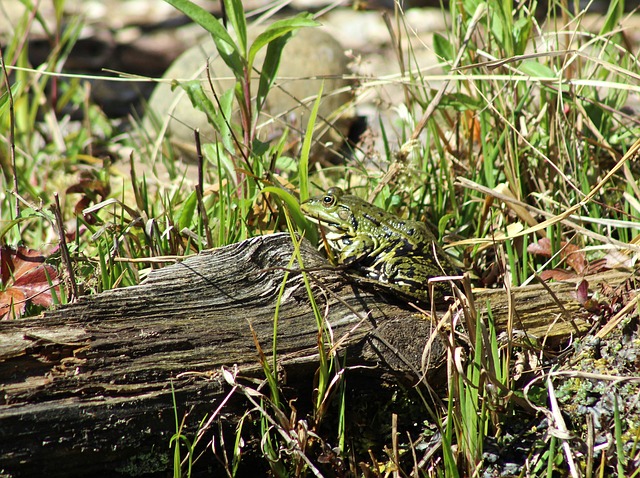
363,212,382,227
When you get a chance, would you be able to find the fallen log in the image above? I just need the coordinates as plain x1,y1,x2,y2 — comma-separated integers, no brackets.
0,233,621,477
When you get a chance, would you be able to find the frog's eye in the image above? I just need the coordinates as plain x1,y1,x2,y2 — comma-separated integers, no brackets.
322,195,336,207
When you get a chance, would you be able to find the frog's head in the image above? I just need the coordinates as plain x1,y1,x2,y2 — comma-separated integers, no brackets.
300,187,357,237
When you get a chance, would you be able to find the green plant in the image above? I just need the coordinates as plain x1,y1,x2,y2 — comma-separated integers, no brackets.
3,0,640,475
163,0,318,213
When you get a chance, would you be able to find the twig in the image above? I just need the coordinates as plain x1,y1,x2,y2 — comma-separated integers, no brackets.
391,413,400,478
52,193,79,300
194,129,213,248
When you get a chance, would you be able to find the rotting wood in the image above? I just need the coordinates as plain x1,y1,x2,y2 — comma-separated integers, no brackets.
0,233,631,477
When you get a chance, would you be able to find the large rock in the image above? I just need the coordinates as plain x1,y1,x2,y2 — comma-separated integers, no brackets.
146,26,354,160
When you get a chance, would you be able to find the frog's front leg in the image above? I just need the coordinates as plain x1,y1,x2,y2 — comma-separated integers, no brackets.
335,235,376,267
380,254,428,291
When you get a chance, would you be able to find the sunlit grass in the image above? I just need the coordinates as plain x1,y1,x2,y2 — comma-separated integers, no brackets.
2,0,640,475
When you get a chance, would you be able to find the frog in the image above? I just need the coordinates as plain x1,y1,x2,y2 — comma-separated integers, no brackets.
300,187,458,304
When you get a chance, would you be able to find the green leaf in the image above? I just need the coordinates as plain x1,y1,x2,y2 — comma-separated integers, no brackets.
490,13,507,52
433,32,453,63
599,0,623,36
162,0,244,76
512,15,533,56
250,16,319,113
203,142,236,181
222,0,247,56
0,82,21,118
180,81,235,153
176,190,198,230
439,92,482,111
262,187,314,238
255,34,291,114
248,14,318,67
251,137,270,157
215,88,236,152
181,80,217,121
519,60,555,79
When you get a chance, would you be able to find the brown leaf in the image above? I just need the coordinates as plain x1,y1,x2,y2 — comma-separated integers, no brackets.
583,258,607,275
65,177,110,198
0,289,26,320
528,238,588,275
527,237,552,257
539,269,577,281
66,176,110,226
563,242,588,275
13,264,58,307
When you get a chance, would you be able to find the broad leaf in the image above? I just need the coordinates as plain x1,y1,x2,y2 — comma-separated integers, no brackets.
248,14,318,67
433,32,453,63
519,60,555,79
180,81,235,153
163,0,244,76
223,0,247,56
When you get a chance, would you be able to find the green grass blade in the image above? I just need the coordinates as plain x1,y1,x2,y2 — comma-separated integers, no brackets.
261,187,314,238
298,81,323,203
599,0,624,36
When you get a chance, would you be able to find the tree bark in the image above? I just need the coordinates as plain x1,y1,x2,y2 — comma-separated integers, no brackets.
0,233,624,477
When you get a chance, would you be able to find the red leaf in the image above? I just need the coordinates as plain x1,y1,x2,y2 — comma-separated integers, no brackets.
576,279,590,305
528,238,588,275
1,245,45,286
13,264,58,307
0,246,60,319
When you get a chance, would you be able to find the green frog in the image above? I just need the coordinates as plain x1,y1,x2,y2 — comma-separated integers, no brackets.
300,187,458,304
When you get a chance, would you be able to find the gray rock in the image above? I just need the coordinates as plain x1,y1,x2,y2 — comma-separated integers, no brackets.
145,26,354,159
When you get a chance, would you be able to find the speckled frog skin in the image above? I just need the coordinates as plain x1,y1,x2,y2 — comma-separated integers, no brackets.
300,187,457,303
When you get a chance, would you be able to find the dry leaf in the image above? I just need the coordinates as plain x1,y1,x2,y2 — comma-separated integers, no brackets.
539,269,577,281
0,246,60,320
528,237,589,276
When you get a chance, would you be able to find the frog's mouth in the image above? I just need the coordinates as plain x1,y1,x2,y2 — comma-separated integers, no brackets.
305,216,350,236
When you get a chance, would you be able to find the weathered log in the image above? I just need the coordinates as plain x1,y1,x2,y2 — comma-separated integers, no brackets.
0,233,623,477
